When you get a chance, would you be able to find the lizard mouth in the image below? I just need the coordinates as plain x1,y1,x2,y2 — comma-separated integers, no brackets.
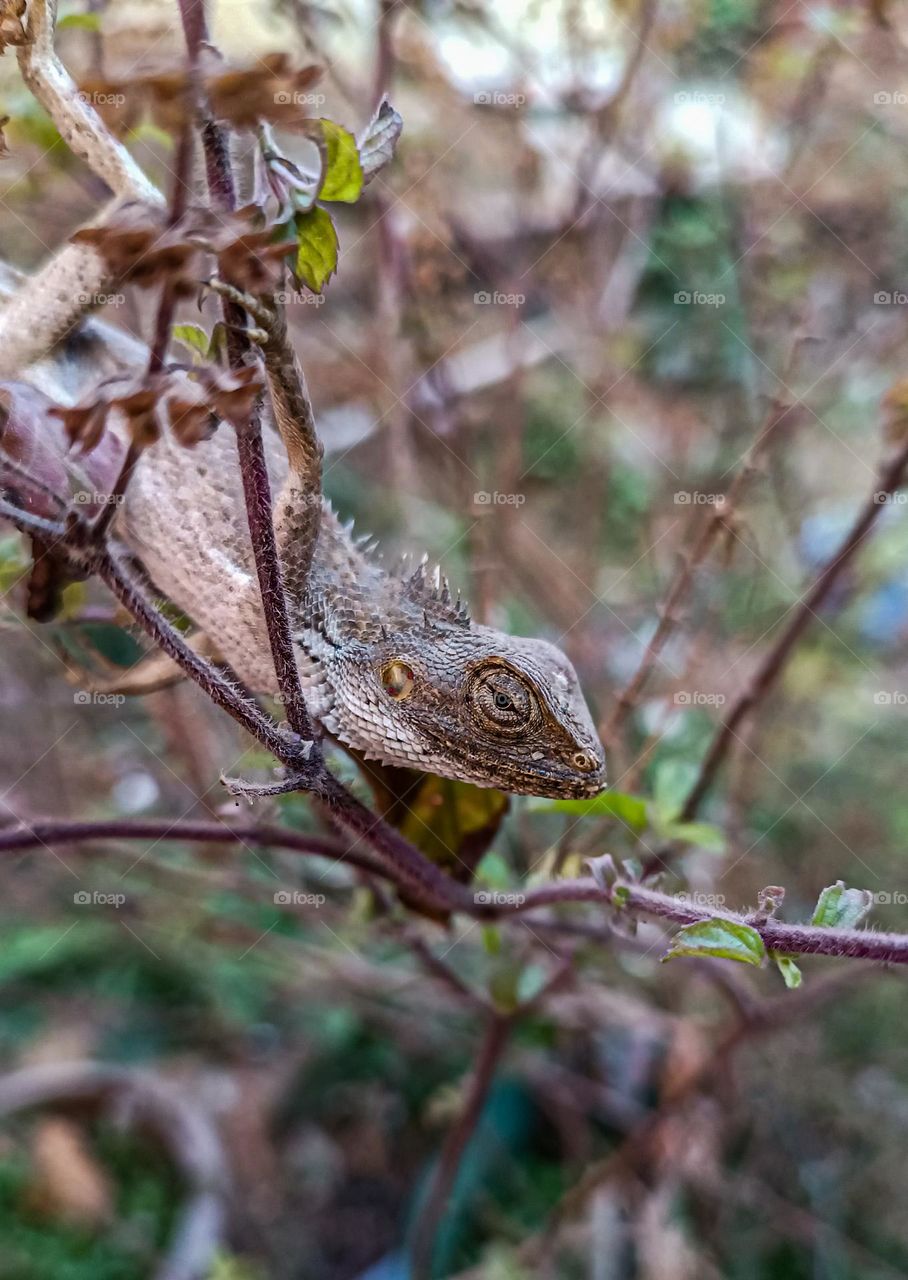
573,766,608,799
515,755,607,799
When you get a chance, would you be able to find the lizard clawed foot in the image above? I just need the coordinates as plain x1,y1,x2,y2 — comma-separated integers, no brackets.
221,755,316,805
206,278,277,333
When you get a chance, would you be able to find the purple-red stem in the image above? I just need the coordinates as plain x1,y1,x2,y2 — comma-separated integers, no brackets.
174,0,314,745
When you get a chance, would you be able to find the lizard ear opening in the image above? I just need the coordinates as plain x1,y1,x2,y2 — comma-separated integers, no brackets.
381,660,415,700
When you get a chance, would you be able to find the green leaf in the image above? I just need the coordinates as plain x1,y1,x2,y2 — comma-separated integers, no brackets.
811,880,873,929
359,98,403,186
662,918,766,967
173,323,211,361
399,775,508,873
530,790,648,831
294,207,339,293
481,925,501,955
652,759,698,823
126,121,174,151
57,10,102,30
317,119,364,203
489,966,519,1013
516,963,547,1004
774,954,803,989
659,819,726,854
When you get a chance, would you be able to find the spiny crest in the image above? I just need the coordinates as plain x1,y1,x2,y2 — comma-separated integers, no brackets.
398,552,471,628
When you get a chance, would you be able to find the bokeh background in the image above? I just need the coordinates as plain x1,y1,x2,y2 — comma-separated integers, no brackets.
3,0,908,1275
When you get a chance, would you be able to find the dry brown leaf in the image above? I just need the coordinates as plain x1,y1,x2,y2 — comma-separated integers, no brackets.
0,0,26,54
26,1117,113,1228
78,53,323,137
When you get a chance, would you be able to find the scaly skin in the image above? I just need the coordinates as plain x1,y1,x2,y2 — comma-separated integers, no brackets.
120,415,606,799
6,304,606,799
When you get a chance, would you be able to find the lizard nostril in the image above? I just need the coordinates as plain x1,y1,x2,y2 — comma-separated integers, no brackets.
572,750,598,773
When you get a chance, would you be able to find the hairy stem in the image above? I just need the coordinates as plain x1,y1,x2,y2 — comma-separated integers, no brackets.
511,878,908,964
175,0,315,746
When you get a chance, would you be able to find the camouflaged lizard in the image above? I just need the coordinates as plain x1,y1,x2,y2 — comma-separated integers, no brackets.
0,0,606,801
8,290,607,800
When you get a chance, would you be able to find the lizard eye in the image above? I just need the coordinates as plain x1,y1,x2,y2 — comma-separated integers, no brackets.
381,660,415,700
471,665,537,733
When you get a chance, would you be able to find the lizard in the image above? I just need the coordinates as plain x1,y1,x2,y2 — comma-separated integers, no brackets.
5,290,607,801
0,0,607,803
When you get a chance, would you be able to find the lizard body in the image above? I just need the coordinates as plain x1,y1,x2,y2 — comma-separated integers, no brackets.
9,306,607,799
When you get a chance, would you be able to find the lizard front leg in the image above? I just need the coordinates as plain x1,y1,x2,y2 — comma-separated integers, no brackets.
208,279,323,602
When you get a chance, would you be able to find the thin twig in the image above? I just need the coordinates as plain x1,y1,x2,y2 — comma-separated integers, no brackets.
673,433,908,829
410,1012,513,1280
606,345,805,740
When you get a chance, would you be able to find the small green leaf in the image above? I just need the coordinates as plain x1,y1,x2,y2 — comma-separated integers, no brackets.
173,323,211,361
294,207,339,293
481,925,501,955
516,963,547,1004
531,790,648,831
774,954,803,989
811,880,873,929
317,119,364,203
585,853,618,892
359,98,403,186
489,966,519,1013
58,10,102,30
662,918,766,967
126,121,174,151
652,759,698,822
659,819,726,854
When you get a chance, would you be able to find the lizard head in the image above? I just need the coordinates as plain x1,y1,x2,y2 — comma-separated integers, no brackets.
324,623,606,799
